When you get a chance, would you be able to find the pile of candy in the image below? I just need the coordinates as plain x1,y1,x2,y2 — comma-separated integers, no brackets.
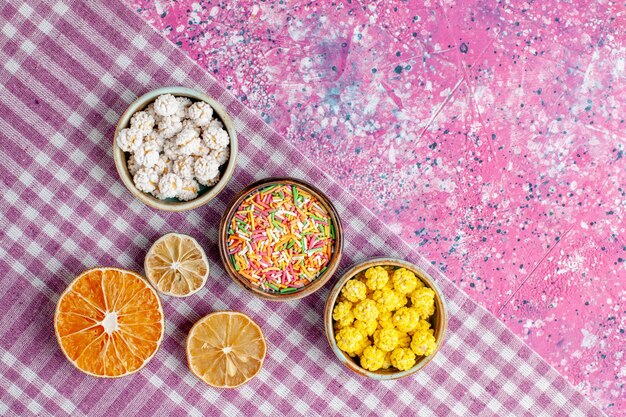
333,266,437,371
226,183,336,294
116,93,230,201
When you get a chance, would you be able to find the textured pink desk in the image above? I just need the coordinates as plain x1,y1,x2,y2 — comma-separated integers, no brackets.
126,0,625,414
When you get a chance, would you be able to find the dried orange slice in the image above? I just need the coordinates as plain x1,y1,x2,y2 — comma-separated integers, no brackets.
144,233,209,297
187,311,266,388
54,267,164,378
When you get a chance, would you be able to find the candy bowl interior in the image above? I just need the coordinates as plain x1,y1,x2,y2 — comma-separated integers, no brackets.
324,257,448,379
218,177,343,301
113,86,238,212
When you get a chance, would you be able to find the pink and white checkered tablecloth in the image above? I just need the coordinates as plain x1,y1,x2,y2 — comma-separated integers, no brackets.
0,1,607,416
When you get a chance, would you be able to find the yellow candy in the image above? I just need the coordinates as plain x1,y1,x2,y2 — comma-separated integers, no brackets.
415,277,425,289
347,337,371,358
353,299,379,322
392,268,419,294
377,311,394,329
411,328,437,356
381,351,392,369
372,288,401,313
390,347,416,371
335,311,355,329
364,266,389,290
396,294,408,310
360,345,386,371
360,335,371,348
397,332,411,348
373,328,399,352
341,279,367,303
392,307,420,333
409,319,431,335
358,335,372,355
335,327,366,353
337,294,349,303
410,287,436,318
354,319,377,336
332,301,353,322
333,267,439,368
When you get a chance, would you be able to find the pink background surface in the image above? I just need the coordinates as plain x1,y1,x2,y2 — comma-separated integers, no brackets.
124,0,625,414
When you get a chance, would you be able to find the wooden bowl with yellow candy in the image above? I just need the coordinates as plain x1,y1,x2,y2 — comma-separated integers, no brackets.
324,258,448,379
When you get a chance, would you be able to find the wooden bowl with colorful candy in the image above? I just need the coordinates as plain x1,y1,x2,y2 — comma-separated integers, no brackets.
218,178,343,301
324,258,448,379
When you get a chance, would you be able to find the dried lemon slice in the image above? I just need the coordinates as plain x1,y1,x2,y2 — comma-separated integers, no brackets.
187,311,266,388
144,233,209,297
54,267,164,378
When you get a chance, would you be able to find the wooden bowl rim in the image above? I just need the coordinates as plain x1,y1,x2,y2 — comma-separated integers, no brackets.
218,177,344,301
112,86,238,212
324,257,449,379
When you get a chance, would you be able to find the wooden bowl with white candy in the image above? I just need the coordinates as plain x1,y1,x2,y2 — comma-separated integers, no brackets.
113,86,238,211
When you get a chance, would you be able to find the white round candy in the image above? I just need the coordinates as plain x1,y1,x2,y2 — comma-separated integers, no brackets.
212,146,230,165
177,178,200,201
133,168,159,193
194,155,220,186
187,101,214,127
158,173,183,199
153,94,179,117
116,127,143,153
158,115,183,138
134,140,160,168
130,111,155,136
172,155,196,180
176,97,193,118
153,154,173,176
202,119,230,150
175,128,202,155
127,154,140,176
